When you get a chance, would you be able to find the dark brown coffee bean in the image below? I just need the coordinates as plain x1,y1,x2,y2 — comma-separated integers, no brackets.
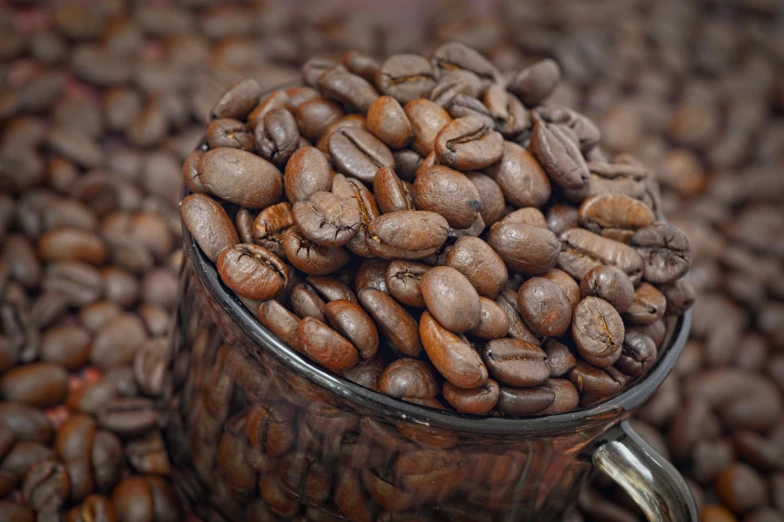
558,228,644,284
517,277,573,337
483,84,529,137
318,67,378,113
434,116,504,170
578,193,655,242
495,288,542,345
623,282,667,326
38,228,108,265
217,244,289,301
293,191,360,248
206,118,253,151
133,339,167,398
330,174,381,257
467,297,510,340
568,360,624,398
1,440,56,477
366,211,449,260
404,99,452,156
464,172,506,226
529,112,589,190
367,96,413,150
290,283,327,322
375,54,436,104
508,59,561,107
630,222,693,284
40,324,90,371
254,108,300,168
180,194,238,262
89,314,147,369
0,362,68,407
430,41,502,96
420,310,487,389
282,227,350,275
355,259,390,294
258,299,301,348
329,127,394,184
413,165,481,229
580,265,635,313
297,317,359,372
661,278,696,316
358,288,421,357
420,266,481,333
199,147,283,208
112,477,154,522
487,221,561,275
540,268,581,308
496,385,555,416
306,275,357,304
385,260,428,307
546,204,580,237
482,337,550,388
616,329,658,377
325,300,378,359
252,202,294,258
211,78,262,120
544,339,577,377
442,379,500,414
373,166,414,214
295,96,346,142
3,235,41,290
572,297,625,367
0,402,52,444
715,463,768,515
379,358,439,400
22,459,70,512
341,51,379,82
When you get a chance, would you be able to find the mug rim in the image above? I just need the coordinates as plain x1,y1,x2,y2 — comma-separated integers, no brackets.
181,190,691,435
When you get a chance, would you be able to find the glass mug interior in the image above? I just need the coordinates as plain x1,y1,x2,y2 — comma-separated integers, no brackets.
165,186,696,522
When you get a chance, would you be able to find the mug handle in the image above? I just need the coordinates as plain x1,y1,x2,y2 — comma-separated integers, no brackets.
592,420,698,522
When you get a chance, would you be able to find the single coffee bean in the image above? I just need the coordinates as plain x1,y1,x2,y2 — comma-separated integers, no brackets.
366,96,414,149
404,99,452,156
714,463,768,515
446,93,496,134
501,207,549,228
325,300,379,359
252,202,294,258
180,193,238,262
421,266,482,332
495,289,543,345
254,107,300,168
358,288,421,357
329,127,394,184
413,165,481,229
331,173,382,257
468,297,510,340
373,166,414,214
630,222,693,284
508,59,561,107
199,147,283,208
464,172,506,226
483,84,529,137
385,260,428,307
97,397,158,438
294,97,345,142
580,265,635,313
318,67,379,113
445,236,508,300
282,227,350,275
661,278,697,316
482,338,550,387
211,78,263,120
366,210,449,260
112,477,154,522
40,324,90,370
0,362,68,407
568,360,624,398
376,54,436,104
1,441,56,477
379,358,439,400
540,268,581,308
517,277,573,337
529,112,589,190
578,193,655,242
487,221,561,275
496,385,555,416
206,118,254,151
297,317,360,372
316,114,367,153
284,146,333,203
22,459,70,512
217,243,289,301
617,329,658,377
430,41,502,96
420,311,488,389
38,228,108,265
558,228,644,284
538,379,581,414
623,282,667,326
55,414,96,461
306,275,357,304
572,297,625,367
442,379,500,415
289,283,327,322
342,51,380,82
544,339,577,377
89,314,148,369
434,116,504,170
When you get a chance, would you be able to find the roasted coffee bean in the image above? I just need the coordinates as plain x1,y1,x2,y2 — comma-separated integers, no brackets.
468,297,510,340
342,51,379,82
325,300,378,359
482,338,550,388
508,59,561,107
715,463,768,515
97,397,159,437
631,222,693,284
40,324,90,370
252,202,295,258
373,166,414,214
376,54,436,104
284,146,333,203
297,317,359,372
89,314,147,369
578,193,655,242
529,112,589,190
366,211,449,260
421,266,482,333
282,227,350,275
293,191,360,248
358,288,421,357
112,477,154,522
544,339,577,377
662,278,696,316
22,459,70,512
404,99,452,156
318,67,378,113
496,385,555,416
199,147,283,208
289,283,327,322
211,78,263,120
180,194,238,262
495,288,543,345
484,85,529,137
444,237,508,299
487,221,561,275
568,361,624,398
329,127,394,184
306,275,357,304
517,277,573,337
580,265,635,313
367,96,414,149
558,228,644,284
385,260,428,307
0,362,68,407
217,243,290,301
295,97,345,142
430,42,502,96
38,228,108,265
541,268,581,308
1,441,56,477
331,173,381,257
623,282,667,326
446,93,496,131
379,359,439,400
617,329,658,377
434,116,504,170
501,207,548,228
442,379,500,415
206,118,253,151
413,165,481,229
464,172,506,226
420,311,487,389
254,107,300,168
572,297,625,367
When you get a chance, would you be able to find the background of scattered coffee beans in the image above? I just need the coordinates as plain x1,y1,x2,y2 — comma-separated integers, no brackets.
0,1,782,521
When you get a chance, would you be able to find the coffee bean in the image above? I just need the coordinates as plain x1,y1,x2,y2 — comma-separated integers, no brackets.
38,228,108,265
420,310,487,389
206,118,254,151
434,116,504,170
487,221,561,275
421,266,481,333
631,222,693,284
211,78,263,120
89,314,147,369
329,127,394,184
572,297,625,367
442,379,500,414
715,463,768,515
558,228,644,284
22,459,70,512
529,112,590,190
366,211,449,260
180,193,238,262
40,324,90,370
342,51,379,82
293,191,361,247
495,288,543,345
0,362,68,407
580,265,635,313
541,268,581,308
412,165,481,229
373,166,414,214
508,59,561,106
403,99,452,156
430,42,502,96
112,477,154,522
623,282,667,326
379,358,439,400
282,227,350,275
358,288,421,357
253,107,300,168
501,207,549,228
468,297,510,340
325,300,379,359
568,361,624,398
284,146,333,203
297,317,359,372
496,385,555,416
252,202,294,258
318,68,379,113
544,339,577,377
294,97,345,142
517,277,573,337
200,147,283,208
367,96,413,150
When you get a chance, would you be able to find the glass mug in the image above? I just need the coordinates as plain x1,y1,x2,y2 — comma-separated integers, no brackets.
166,184,697,522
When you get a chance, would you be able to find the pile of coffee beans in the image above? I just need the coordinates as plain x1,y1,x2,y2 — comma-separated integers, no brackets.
181,41,694,419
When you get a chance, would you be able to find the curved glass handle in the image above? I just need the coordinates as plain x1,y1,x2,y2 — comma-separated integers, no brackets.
593,420,698,522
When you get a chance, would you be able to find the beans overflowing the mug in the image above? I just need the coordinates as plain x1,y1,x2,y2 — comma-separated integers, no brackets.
182,42,694,417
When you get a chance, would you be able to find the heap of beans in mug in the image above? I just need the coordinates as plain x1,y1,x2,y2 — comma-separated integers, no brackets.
180,42,695,416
